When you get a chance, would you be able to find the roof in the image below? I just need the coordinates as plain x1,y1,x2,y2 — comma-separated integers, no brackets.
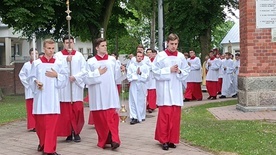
220,21,240,44
0,18,8,28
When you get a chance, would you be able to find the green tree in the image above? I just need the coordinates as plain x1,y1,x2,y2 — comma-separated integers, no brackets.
164,0,238,62
0,0,120,41
212,20,235,49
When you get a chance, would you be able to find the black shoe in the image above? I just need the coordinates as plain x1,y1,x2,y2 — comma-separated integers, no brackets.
148,109,153,113
232,94,237,98
184,98,190,102
130,119,138,125
111,142,120,150
207,96,212,100
37,144,44,152
219,95,226,99
142,119,145,121
168,143,176,148
211,96,217,100
66,135,73,141
30,128,36,132
74,134,81,142
162,143,169,150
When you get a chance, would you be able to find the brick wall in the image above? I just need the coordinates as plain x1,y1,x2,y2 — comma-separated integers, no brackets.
15,63,24,94
0,62,24,95
239,0,276,77
0,67,15,95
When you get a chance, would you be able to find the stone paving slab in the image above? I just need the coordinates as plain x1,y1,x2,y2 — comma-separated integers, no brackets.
0,95,214,155
3,92,270,155
208,105,276,121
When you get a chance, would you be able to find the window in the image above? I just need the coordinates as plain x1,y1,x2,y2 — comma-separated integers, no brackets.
87,48,91,55
79,48,83,54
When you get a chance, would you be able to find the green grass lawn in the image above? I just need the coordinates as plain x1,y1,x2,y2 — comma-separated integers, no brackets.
0,95,26,125
181,100,276,155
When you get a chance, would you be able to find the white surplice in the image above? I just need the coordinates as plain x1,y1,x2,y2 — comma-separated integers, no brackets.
28,59,68,114
186,57,202,83
84,56,123,111
221,59,235,96
115,60,126,85
218,58,225,78
147,60,156,89
205,58,221,81
19,61,34,99
233,59,240,94
54,51,87,102
152,51,190,106
127,61,149,122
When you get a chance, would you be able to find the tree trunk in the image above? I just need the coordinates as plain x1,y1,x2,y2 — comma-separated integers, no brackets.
90,0,115,56
199,27,212,65
102,0,116,38
150,0,156,49
0,88,3,101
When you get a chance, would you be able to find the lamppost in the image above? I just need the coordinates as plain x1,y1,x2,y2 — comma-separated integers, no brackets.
158,0,164,51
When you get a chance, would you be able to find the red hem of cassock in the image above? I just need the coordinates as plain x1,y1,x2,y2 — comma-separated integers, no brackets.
35,114,59,154
147,89,157,110
57,101,84,136
26,98,35,129
206,81,218,96
117,84,121,96
92,109,120,148
88,111,94,125
217,78,223,93
184,82,203,100
155,106,181,144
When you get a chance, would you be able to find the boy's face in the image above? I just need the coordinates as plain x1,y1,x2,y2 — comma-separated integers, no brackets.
44,43,55,57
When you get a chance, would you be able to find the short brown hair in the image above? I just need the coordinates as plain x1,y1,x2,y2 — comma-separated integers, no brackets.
225,52,232,56
136,44,144,49
136,51,144,56
43,39,55,47
62,35,74,43
94,38,106,48
167,33,179,42
29,48,37,55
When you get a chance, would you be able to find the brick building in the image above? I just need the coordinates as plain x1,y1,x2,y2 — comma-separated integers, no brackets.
237,0,276,111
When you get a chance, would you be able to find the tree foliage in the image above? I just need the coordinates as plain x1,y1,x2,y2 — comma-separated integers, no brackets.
0,0,124,41
164,0,238,62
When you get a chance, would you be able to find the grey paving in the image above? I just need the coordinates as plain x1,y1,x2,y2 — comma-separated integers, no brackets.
0,93,238,155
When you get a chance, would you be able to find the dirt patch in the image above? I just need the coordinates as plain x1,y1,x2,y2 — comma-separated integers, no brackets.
217,151,239,155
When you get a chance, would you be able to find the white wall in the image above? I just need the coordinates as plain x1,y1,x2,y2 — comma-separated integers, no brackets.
222,42,240,55
0,26,93,62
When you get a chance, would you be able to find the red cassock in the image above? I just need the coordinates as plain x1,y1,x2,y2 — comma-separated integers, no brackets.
57,101,85,136
88,111,94,125
92,109,120,148
35,114,59,153
84,96,94,125
155,106,181,144
217,78,223,93
147,89,157,110
26,98,35,129
206,81,218,96
117,84,122,96
184,82,203,100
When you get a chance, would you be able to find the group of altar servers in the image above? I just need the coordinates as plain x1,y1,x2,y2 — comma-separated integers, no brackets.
204,51,240,100
18,33,240,154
